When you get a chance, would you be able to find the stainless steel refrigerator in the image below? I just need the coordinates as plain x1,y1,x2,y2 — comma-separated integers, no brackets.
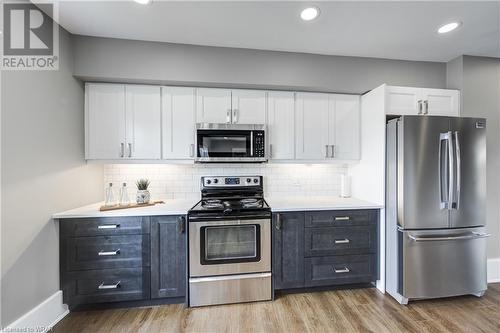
386,115,489,304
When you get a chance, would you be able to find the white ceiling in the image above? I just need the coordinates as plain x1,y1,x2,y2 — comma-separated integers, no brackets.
50,0,500,62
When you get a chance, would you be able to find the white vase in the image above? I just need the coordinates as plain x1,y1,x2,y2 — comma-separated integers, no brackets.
136,190,151,204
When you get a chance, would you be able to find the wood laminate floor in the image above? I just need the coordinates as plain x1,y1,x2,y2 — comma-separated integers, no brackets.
53,283,500,333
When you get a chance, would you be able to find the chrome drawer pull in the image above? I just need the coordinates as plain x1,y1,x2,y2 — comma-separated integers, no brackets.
333,267,350,274
98,249,120,256
334,216,350,221
98,281,121,290
334,239,350,244
97,224,120,229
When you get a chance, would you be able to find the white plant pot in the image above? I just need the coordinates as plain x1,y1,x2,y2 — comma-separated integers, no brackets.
136,190,151,204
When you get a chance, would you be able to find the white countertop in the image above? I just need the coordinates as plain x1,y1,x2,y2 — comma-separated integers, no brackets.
52,199,196,219
53,196,382,219
266,196,383,212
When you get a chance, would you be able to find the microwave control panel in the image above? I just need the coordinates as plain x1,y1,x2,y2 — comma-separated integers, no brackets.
253,131,265,157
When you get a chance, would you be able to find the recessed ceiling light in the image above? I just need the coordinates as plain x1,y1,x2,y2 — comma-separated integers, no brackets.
300,7,320,21
134,0,151,5
438,22,461,34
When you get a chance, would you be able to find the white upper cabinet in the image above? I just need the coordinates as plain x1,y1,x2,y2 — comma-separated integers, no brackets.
267,91,295,160
329,95,360,160
86,83,126,159
196,88,232,123
85,83,161,160
385,85,459,116
295,93,330,160
162,87,196,159
231,89,267,124
421,88,460,116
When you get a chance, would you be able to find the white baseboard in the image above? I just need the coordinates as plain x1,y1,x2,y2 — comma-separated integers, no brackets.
488,258,500,283
5,290,69,332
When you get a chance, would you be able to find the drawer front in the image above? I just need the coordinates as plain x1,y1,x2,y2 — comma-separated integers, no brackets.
63,234,150,271
60,217,150,237
304,226,377,257
304,255,376,287
305,210,377,227
62,268,150,306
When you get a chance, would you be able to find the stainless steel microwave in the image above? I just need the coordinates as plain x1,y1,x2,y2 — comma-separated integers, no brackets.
195,123,267,163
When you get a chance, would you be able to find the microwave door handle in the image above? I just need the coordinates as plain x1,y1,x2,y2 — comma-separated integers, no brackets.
250,131,254,156
454,131,461,209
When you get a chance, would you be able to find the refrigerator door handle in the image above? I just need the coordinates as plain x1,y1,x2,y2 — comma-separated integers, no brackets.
408,232,490,242
454,131,461,210
439,132,453,209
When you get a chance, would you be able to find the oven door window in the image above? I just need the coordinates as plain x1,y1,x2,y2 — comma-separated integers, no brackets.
201,225,261,265
197,130,251,158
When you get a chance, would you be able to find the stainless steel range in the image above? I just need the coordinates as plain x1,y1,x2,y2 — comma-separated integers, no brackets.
187,176,272,307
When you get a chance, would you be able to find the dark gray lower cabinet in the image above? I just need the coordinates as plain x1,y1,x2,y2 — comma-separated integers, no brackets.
150,216,186,299
273,212,305,289
60,215,186,309
273,209,379,292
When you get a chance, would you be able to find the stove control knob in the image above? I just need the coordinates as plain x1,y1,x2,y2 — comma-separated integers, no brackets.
253,178,259,184
206,179,212,185
246,178,251,183
214,179,219,184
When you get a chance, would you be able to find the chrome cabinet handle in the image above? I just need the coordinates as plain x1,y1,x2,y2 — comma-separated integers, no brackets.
120,143,125,158
454,131,461,209
98,281,121,290
233,109,238,123
325,145,329,158
330,145,335,158
98,249,120,256
97,224,120,229
276,213,281,230
226,109,231,123
190,144,195,158
424,100,429,115
417,100,423,115
334,239,350,244
334,216,350,221
269,144,273,158
128,143,132,158
333,267,350,274
178,216,186,234
408,232,490,242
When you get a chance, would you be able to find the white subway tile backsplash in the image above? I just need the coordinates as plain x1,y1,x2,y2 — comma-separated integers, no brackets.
103,163,348,201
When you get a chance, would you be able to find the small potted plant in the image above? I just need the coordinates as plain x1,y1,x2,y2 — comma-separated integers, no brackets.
135,179,151,204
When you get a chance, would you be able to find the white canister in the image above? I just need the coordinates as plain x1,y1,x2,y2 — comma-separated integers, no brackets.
340,174,351,198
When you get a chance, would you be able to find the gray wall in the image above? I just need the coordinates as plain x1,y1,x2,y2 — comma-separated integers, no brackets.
447,55,500,259
73,35,446,94
0,28,103,326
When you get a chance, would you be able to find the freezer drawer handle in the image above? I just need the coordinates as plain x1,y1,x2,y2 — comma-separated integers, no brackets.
98,249,120,256
97,224,120,229
408,232,490,242
333,267,350,274
334,239,350,244
98,281,121,290
334,216,350,221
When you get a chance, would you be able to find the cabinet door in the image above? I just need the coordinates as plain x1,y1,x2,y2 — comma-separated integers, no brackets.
267,91,295,159
85,83,126,159
295,93,329,160
151,216,186,299
231,89,266,124
196,88,232,123
125,85,161,159
385,86,423,115
421,88,460,116
162,87,196,159
273,212,305,290
330,94,360,160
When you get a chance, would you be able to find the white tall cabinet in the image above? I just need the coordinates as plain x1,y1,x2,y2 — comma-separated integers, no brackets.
267,91,295,159
385,85,459,116
296,93,360,160
85,83,161,160
162,87,196,160
196,88,266,124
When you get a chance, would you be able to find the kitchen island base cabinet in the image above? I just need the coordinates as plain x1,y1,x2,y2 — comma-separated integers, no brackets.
273,209,379,293
150,216,186,299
